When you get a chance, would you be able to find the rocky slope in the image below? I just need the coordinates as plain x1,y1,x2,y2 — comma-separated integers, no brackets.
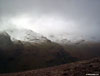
0,57,100,76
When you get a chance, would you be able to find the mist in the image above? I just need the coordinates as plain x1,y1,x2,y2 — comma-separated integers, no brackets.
0,0,100,42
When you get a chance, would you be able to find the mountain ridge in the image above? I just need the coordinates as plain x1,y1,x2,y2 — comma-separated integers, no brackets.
6,28,50,43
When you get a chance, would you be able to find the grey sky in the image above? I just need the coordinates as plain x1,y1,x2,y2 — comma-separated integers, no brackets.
0,0,100,41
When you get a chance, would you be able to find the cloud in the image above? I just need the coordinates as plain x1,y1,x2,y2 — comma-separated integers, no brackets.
0,0,100,41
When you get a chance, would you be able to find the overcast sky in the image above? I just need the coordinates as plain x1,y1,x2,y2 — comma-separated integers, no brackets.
0,0,100,41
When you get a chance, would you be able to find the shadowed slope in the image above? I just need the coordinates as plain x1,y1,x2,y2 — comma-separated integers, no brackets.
0,32,77,73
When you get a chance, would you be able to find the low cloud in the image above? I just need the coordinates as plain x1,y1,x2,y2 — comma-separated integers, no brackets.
0,0,100,41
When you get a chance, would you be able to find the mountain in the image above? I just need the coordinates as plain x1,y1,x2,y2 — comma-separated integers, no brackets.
6,28,50,43
48,33,100,60
47,33,99,44
0,32,77,73
0,29,100,74
47,33,85,44
0,57,100,76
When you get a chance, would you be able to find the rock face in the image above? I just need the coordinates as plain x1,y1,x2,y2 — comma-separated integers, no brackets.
0,57,100,76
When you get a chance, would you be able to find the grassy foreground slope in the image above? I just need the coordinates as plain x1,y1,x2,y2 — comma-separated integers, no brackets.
0,57,100,76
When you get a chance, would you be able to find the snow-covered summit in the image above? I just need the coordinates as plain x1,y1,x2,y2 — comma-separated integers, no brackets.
6,28,50,43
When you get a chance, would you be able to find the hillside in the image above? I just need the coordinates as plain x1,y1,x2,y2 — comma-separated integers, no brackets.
62,41,100,60
0,32,77,73
0,31,100,75
0,57,100,76
48,34,100,60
